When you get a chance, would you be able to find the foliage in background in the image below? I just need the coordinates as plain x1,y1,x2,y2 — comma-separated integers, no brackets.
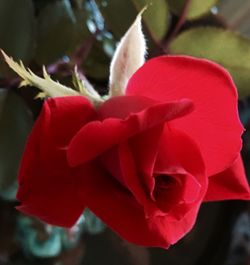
0,0,250,264
170,27,250,98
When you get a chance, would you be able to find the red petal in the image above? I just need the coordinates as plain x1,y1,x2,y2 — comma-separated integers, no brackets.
125,125,164,200
126,56,244,176
17,96,96,227
118,141,157,218
77,163,201,248
98,95,157,119
155,126,205,181
154,127,207,219
68,96,193,166
204,156,250,201
100,125,165,218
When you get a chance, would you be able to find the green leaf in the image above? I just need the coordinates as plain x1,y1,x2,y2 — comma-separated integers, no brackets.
83,42,110,80
35,0,90,64
0,0,36,76
169,27,250,98
0,90,33,199
168,0,218,20
96,0,169,42
73,9,91,47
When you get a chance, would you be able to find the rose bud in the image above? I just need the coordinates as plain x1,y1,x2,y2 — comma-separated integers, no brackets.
3,11,250,248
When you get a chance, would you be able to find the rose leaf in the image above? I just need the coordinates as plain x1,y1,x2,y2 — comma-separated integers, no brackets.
0,89,33,200
0,0,35,77
169,27,250,98
167,0,219,20
35,0,90,65
95,0,169,42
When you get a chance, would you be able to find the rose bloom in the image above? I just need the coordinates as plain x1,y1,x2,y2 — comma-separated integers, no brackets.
17,56,250,248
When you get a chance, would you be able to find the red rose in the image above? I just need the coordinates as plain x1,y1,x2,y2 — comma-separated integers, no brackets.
16,56,250,248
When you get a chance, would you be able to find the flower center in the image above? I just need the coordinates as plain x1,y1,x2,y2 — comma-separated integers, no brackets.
152,174,182,213
154,174,177,190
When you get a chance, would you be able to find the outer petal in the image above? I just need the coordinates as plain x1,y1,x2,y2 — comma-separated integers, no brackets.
17,96,96,227
204,156,250,201
76,163,201,248
68,96,193,166
126,56,244,176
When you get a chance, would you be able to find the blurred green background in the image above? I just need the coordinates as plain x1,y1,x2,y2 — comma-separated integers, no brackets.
0,0,250,264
